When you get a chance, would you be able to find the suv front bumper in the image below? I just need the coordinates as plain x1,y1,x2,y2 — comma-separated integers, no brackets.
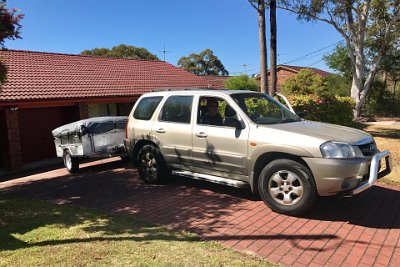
303,150,392,196
351,150,392,195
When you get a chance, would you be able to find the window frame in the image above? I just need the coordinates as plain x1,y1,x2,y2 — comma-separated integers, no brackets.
133,96,163,121
158,95,194,124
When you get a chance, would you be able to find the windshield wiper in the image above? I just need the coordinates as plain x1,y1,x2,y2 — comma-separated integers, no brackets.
276,118,301,124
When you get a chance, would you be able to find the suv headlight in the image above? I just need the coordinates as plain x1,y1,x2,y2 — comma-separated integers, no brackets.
320,141,356,158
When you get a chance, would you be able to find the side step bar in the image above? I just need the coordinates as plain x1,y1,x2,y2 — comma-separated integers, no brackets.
171,170,249,189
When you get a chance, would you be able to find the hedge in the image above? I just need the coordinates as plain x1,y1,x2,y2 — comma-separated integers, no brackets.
288,95,355,126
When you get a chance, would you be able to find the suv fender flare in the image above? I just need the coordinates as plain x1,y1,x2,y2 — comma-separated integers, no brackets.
131,140,159,166
249,146,313,193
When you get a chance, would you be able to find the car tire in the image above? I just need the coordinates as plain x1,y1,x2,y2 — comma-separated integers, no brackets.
258,159,316,215
63,151,79,173
137,145,167,184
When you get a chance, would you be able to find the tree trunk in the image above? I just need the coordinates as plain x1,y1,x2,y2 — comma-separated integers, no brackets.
269,0,277,96
378,71,387,105
351,73,363,118
257,0,268,94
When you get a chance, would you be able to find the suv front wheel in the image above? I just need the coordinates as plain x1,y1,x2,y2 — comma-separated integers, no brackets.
258,159,316,215
137,144,167,184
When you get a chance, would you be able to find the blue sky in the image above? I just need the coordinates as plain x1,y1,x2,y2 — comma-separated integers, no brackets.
5,0,342,75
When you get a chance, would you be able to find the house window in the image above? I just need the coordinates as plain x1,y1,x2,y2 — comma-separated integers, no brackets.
88,103,117,118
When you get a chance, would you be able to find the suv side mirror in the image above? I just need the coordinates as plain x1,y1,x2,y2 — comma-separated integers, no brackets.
297,111,306,118
224,117,245,129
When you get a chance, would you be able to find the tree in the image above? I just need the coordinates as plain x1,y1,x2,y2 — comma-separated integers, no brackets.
270,0,278,95
248,1,278,96
282,69,327,96
280,0,400,119
177,49,229,76
81,44,159,60
323,43,353,81
224,74,260,91
0,0,24,84
324,74,351,96
283,69,351,97
248,0,269,94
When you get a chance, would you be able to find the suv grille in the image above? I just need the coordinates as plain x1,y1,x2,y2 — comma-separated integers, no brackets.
358,142,376,156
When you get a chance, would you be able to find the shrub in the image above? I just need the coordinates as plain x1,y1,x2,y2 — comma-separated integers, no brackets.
282,69,351,98
282,69,326,96
289,95,355,126
224,74,259,91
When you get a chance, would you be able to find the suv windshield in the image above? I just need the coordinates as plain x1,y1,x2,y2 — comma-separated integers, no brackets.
231,93,301,125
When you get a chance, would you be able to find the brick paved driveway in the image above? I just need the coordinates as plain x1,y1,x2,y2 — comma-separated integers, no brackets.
1,158,400,267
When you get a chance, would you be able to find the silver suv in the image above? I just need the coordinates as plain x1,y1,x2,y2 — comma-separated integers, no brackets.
124,90,392,215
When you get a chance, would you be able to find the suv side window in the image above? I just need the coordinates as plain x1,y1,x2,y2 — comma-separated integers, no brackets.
198,97,240,128
133,96,163,120
159,95,193,124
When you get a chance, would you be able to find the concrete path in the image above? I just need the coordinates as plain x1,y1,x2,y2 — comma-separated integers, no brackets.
1,158,399,267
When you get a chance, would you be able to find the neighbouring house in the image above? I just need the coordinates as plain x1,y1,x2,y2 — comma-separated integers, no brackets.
255,64,331,92
202,76,232,89
0,50,212,171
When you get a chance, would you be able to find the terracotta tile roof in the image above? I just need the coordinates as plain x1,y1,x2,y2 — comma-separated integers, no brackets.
278,65,331,76
255,64,332,80
201,76,231,89
0,50,211,102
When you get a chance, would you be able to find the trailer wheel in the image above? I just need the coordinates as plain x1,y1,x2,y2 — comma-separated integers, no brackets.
137,145,167,184
63,151,79,173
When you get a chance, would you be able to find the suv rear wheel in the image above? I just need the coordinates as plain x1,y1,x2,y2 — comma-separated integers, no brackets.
258,159,316,215
137,145,167,184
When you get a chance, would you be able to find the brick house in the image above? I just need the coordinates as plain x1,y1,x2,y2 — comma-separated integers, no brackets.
255,64,331,92
202,76,232,89
0,50,212,171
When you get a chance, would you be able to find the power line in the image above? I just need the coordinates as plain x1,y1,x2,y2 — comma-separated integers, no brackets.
281,41,343,65
307,59,324,67
280,49,335,65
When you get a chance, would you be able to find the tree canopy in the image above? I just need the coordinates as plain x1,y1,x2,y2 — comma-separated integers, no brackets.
280,0,400,118
282,69,350,97
177,49,229,76
323,43,353,81
282,69,326,96
0,0,24,84
224,75,259,91
81,44,159,60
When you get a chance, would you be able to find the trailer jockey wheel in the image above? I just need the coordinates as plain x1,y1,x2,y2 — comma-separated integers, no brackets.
63,151,79,173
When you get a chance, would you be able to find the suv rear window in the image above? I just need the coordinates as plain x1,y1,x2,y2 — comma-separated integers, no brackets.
159,96,193,124
133,96,163,120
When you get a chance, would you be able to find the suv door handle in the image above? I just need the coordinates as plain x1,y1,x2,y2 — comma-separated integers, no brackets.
196,132,208,138
156,128,166,133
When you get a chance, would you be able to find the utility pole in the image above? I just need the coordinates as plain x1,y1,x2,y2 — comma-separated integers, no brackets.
159,44,169,62
242,64,248,74
270,0,277,95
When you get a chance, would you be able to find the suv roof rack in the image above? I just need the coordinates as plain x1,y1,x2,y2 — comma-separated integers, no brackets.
150,87,212,92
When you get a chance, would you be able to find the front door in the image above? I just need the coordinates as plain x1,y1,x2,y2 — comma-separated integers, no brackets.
191,96,249,177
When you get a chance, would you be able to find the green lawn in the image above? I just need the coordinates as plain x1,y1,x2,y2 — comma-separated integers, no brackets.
0,196,274,267
363,123,400,186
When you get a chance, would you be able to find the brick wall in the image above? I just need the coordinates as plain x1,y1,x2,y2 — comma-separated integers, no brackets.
0,110,8,169
117,102,135,116
276,69,297,92
79,103,88,119
257,69,298,93
4,108,23,170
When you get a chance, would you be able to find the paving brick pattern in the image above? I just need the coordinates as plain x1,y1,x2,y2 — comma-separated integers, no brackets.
1,158,400,267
